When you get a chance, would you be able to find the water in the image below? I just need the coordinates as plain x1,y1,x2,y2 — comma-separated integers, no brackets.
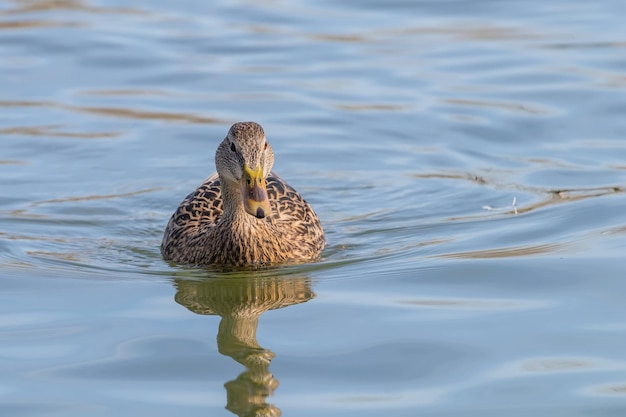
2,0,626,415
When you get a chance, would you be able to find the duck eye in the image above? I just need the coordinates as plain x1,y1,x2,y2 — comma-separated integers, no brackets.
264,142,268,150
230,142,236,152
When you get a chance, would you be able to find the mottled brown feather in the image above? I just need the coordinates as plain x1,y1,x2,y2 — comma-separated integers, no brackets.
161,171,325,266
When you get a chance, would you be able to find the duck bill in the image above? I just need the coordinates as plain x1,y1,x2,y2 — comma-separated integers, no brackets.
240,164,271,219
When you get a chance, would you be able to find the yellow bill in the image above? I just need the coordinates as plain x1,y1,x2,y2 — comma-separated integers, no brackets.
240,164,271,219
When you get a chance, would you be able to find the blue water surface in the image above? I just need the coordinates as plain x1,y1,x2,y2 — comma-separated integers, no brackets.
1,0,626,416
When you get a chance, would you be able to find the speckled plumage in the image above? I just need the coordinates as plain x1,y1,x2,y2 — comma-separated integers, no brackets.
161,122,325,267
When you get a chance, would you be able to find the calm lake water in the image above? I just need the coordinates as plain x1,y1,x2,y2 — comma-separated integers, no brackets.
2,0,626,416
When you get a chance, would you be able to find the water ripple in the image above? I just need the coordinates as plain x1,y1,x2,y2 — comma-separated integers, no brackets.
0,99,226,125
1,0,626,415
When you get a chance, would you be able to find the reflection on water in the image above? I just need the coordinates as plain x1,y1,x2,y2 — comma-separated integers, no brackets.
174,276,315,417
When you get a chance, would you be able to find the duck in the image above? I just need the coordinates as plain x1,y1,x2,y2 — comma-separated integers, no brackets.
161,121,325,266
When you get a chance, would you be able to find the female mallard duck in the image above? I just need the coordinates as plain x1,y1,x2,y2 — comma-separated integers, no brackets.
161,121,325,266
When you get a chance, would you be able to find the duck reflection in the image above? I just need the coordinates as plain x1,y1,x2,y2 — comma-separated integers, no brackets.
173,275,315,417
